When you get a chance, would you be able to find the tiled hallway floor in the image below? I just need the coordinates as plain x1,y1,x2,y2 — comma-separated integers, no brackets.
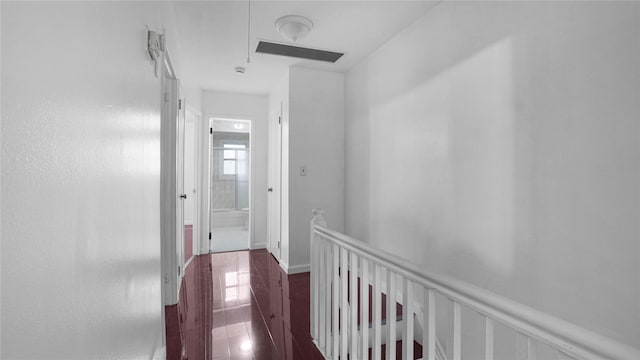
174,250,324,360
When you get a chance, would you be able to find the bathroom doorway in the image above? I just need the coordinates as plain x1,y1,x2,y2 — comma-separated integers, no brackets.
209,118,251,252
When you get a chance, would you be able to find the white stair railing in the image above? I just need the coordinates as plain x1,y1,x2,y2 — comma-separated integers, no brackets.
309,208,640,360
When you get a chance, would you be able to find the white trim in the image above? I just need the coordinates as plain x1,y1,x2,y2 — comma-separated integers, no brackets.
286,263,310,274
278,259,289,274
184,254,195,271
152,346,166,360
278,260,309,275
250,242,267,250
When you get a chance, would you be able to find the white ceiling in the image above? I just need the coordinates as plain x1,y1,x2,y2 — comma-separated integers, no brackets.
170,1,437,95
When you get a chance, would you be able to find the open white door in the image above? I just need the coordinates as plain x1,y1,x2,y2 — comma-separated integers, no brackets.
183,108,199,260
267,109,282,260
160,50,184,306
176,97,186,277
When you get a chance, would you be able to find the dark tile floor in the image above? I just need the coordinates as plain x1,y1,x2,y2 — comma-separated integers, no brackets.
169,249,324,360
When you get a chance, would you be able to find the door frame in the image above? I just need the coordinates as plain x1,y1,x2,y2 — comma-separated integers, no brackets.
207,115,254,252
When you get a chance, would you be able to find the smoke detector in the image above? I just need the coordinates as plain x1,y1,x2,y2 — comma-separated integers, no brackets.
234,66,246,74
275,15,313,42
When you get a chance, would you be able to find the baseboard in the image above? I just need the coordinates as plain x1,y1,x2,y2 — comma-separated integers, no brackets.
152,344,166,360
250,242,267,250
285,263,310,275
279,260,289,274
184,256,195,271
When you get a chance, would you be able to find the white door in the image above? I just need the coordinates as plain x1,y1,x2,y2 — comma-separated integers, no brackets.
183,109,198,260
160,51,182,306
176,98,186,274
267,110,282,259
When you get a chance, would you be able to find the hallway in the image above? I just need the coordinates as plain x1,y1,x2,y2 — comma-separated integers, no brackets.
170,250,324,360
3,2,640,358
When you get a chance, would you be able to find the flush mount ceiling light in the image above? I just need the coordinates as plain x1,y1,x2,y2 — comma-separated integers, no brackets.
275,15,313,42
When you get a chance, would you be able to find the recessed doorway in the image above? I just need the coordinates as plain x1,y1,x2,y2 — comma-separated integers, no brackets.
209,118,252,253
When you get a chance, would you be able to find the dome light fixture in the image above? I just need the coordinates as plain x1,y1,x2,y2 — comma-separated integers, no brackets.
275,15,313,42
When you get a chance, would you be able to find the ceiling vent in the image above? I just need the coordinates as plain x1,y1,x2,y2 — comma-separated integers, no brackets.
255,41,343,63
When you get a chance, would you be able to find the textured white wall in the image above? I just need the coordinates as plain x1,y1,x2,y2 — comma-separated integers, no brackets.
345,0,640,351
288,67,344,272
0,2,182,358
202,91,269,249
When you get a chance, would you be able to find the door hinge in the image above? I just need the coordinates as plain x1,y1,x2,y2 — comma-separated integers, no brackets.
163,92,169,103
178,99,182,110
178,266,181,276
210,128,213,134
278,116,281,125
209,232,212,240
277,240,281,249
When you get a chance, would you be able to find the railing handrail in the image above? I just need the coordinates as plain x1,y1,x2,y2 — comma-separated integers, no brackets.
313,224,640,360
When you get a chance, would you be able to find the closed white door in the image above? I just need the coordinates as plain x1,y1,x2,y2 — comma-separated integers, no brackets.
267,110,282,259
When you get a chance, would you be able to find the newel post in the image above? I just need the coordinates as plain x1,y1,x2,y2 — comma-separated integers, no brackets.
310,208,327,342
311,208,328,229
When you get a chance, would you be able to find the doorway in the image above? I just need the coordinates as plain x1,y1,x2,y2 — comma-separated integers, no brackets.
209,118,252,252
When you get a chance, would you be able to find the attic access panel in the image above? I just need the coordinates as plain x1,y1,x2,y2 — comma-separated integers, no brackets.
256,41,343,63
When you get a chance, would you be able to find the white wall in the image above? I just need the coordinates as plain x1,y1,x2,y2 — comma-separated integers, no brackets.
288,67,344,273
345,0,640,351
202,91,269,249
1,2,182,358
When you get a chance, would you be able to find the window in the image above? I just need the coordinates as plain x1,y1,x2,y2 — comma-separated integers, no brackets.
223,144,246,175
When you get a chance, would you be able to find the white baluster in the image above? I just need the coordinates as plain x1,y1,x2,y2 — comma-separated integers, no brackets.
318,239,326,350
528,337,538,360
325,240,332,356
485,317,494,360
402,278,414,360
310,231,317,340
373,263,382,360
453,302,461,360
341,248,349,360
517,334,539,360
387,270,397,360
310,208,327,350
350,252,358,358
427,289,436,360
516,334,528,360
361,257,369,360
332,243,340,358
422,286,429,359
